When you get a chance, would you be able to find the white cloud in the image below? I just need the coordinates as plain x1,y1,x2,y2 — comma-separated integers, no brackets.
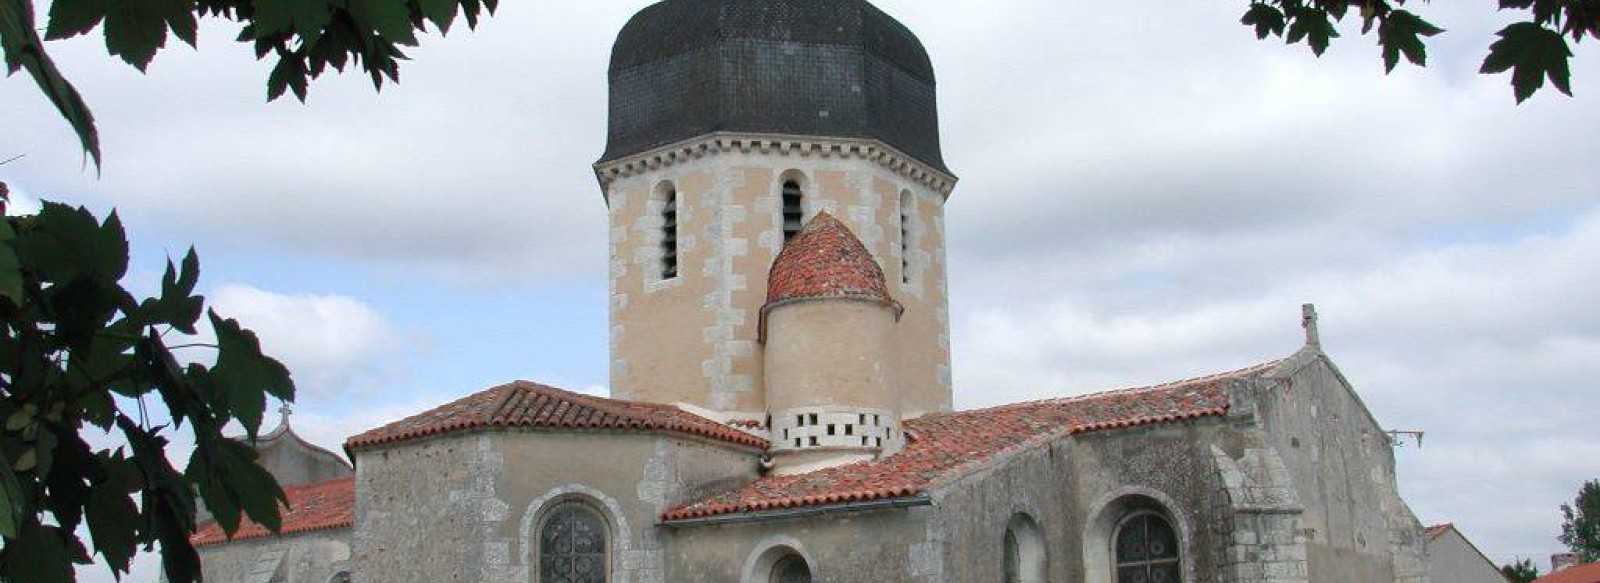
4,0,1596,574
207,284,422,398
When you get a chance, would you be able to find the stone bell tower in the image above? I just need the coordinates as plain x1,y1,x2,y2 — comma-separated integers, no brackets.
595,0,957,423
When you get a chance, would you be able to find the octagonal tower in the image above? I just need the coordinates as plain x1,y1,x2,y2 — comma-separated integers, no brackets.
596,0,956,423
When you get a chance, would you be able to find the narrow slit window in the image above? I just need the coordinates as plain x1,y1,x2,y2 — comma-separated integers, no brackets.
782,180,804,242
661,187,679,279
899,190,913,284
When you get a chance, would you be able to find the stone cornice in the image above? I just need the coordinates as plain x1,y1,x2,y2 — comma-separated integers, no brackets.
593,132,959,201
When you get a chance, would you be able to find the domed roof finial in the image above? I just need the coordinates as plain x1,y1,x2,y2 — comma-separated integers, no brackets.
763,212,901,311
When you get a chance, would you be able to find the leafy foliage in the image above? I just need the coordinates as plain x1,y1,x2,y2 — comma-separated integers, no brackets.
0,0,499,169
0,183,296,583
1561,479,1600,562
1241,0,1597,102
1502,558,1540,583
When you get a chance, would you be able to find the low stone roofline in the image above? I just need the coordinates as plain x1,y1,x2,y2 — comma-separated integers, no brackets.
658,359,1262,524
191,476,355,547
343,381,771,453
592,132,959,200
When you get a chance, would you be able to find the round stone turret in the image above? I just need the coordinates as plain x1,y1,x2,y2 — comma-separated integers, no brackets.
601,0,947,173
761,213,903,474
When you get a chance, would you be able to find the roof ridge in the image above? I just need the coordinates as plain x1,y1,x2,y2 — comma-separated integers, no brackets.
940,357,1285,418
346,380,767,451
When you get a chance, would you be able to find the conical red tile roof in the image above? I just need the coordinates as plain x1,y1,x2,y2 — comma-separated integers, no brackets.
765,212,895,306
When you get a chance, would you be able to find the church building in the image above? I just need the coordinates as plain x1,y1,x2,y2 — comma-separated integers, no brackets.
191,1,1439,582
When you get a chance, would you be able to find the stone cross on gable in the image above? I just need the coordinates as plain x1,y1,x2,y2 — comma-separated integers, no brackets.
278,402,293,429
1302,303,1321,348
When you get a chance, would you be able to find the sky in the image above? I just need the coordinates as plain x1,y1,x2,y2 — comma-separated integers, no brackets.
2,0,1598,580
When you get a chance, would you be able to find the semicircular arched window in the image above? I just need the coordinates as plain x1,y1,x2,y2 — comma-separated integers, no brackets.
1114,512,1179,583
539,503,608,583
770,553,812,583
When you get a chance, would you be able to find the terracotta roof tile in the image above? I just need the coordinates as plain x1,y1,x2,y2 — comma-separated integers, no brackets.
662,360,1279,522
765,212,896,308
1424,523,1453,540
344,381,768,451
191,476,354,547
1536,563,1600,583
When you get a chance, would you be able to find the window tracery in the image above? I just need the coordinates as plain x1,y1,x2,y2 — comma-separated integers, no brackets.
1113,512,1180,583
539,503,608,583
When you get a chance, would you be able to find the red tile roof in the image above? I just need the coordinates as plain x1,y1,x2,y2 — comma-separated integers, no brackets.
191,476,355,547
1536,562,1600,583
1424,523,1453,540
765,212,897,309
344,381,769,451
662,361,1277,522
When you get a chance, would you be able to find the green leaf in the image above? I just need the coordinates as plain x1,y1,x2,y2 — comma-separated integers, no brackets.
252,0,332,38
85,454,140,574
44,0,107,40
347,0,417,45
1286,6,1341,56
14,202,130,284
216,438,285,531
1481,21,1574,103
103,0,170,71
164,0,199,47
1378,10,1444,72
417,0,457,34
0,0,102,167
186,435,286,537
1241,3,1286,39
0,523,75,583
266,51,310,102
0,218,22,302
0,461,23,539
209,310,295,437
136,248,205,334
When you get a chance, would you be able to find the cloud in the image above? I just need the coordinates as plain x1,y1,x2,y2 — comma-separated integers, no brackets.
5,0,1596,574
206,284,422,398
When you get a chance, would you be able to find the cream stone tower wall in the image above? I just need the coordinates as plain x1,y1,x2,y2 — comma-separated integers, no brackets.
596,134,956,420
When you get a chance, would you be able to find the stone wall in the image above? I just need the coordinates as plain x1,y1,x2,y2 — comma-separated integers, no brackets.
661,506,937,582
603,136,953,419
1246,350,1430,583
195,530,351,583
1426,528,1509,583
352,430,757,583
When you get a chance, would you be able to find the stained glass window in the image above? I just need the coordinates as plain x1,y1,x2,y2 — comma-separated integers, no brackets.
1114,513,1179,583
540,504,607,583
770,554,811,583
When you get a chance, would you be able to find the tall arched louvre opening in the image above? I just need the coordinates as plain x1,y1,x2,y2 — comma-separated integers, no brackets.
781,180,804,242
661,186,679,279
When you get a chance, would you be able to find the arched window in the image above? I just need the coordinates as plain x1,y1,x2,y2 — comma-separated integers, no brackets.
326,572,351,583
1113,512,1179,583
539,503,608,583
1004,513,1046,583
781,179,804,242
770,554,811,583
898,190,914,284
661,185,679,279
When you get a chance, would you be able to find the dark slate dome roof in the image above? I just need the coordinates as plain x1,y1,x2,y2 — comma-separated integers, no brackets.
601,0,948,173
